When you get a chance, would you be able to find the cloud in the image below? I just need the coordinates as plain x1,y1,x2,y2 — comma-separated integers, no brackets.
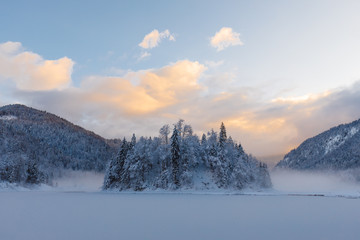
139,29,175,49
79,60,205,115
210,27,244,51
138,51,151,60
0,41,22,54
0,41,74,91
271,91,332,104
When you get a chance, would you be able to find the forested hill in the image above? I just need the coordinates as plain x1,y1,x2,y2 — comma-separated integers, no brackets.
104,121,272,191
0,104,117,184
276,118,360,170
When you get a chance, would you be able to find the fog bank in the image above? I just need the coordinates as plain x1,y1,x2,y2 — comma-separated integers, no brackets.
52,171,104,192
271,169,360,194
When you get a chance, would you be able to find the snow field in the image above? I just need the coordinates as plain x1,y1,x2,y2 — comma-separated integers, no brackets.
0,191,359,240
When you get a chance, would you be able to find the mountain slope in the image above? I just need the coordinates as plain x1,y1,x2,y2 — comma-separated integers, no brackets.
276,119,360,170
0,104,117,184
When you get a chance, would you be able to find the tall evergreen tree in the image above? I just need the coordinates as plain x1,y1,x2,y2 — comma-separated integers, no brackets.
201,133,207,145
217,122,229,187
170,126,181,188
219,122,227,148
130,133,136,149
103,138,128,189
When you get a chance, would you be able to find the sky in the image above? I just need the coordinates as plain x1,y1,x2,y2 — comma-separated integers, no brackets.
1,0,360,164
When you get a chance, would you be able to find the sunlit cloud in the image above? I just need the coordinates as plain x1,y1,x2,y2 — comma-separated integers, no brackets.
0,41,74,91
271,91,332,104
226,115,287,134
210,27,243,51
139,29,175,49
138,51,151,60
79,60,205,115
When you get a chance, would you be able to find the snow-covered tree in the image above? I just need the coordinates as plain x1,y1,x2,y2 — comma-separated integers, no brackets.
219,122,227,148
170,126,181,188
103,138,129,189
159,124,170,144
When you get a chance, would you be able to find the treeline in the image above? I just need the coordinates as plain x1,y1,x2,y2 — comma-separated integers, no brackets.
104,120,272,191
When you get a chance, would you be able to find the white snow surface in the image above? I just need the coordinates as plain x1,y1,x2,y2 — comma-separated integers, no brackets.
0,115,17,120
1,170,360,240
324,127,359,154
0,190,359,240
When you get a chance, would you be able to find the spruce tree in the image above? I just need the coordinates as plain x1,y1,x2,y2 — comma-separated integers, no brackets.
219,122,227,148
217,122,228,187
170,126,181,188
201,133,207,145
130,134,136,149
103,138,128,189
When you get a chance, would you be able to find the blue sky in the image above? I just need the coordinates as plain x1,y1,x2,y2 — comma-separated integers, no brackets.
1,0,360,163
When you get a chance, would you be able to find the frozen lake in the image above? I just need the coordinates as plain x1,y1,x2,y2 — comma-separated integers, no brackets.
0,191,359,240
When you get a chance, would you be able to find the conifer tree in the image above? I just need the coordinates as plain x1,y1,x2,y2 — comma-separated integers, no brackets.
170,126,181,188
103,138,128,189
201,133,206,145
219,122,227,148
130,133,136,149
217,122,228,187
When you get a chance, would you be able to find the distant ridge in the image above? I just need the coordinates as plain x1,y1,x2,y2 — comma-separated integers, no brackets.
276,118,360,170
0,104,117,184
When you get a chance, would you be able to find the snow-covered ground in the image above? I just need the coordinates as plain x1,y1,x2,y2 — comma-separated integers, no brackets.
0,191,359,240
1,170,360,240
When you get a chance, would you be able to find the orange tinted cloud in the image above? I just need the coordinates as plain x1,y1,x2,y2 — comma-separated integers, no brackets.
0,41,73,91
139,29,175,49
81,60,206,115
271,91,332,105
210,27,243,51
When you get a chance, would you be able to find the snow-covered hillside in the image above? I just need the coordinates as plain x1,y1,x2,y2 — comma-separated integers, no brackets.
276,118,360,171
0,104,118,185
